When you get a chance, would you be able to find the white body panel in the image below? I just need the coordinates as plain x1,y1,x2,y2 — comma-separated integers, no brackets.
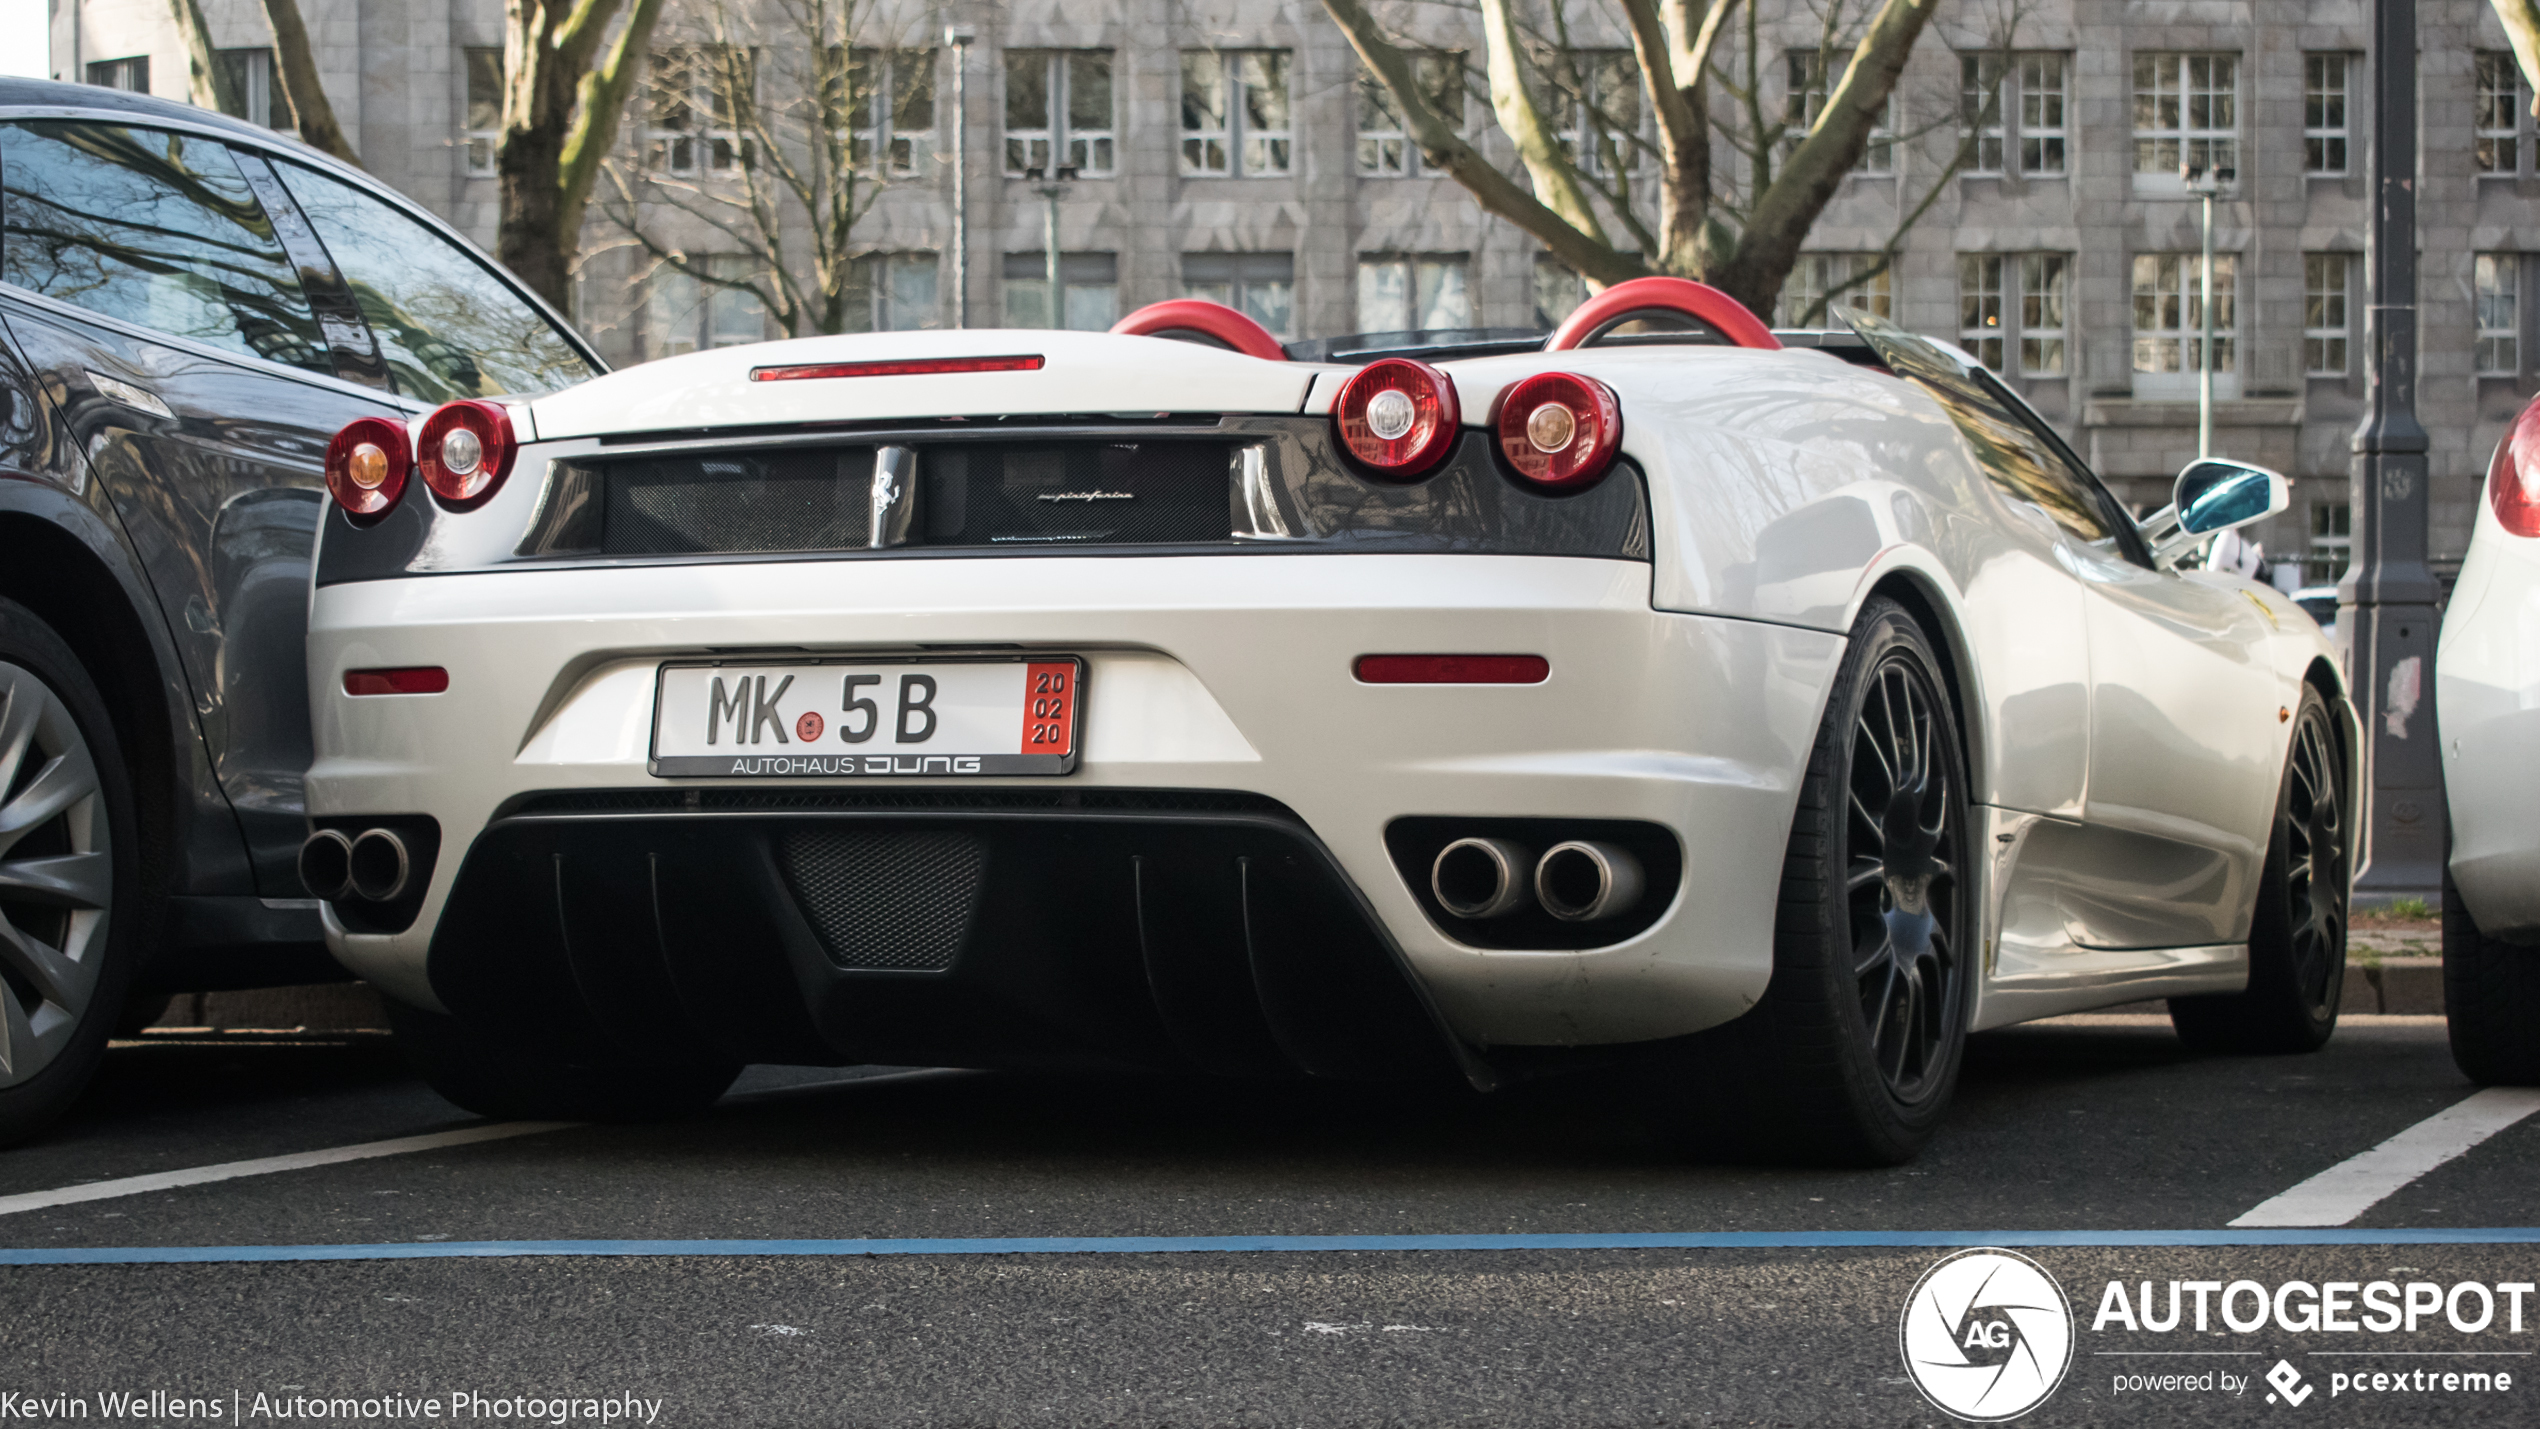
2440,488,2540,934
309,330,2348,1047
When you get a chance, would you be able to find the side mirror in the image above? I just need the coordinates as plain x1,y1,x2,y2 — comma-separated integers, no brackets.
2141,458,2289,564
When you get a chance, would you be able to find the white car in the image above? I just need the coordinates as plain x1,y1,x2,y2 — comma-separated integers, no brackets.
300,280,2357,1162
2437,398,2540,1085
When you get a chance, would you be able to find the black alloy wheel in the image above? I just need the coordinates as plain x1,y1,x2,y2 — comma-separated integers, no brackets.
2172,686,2348,1054
1845,639,1965,1106
1639,597,1971,1165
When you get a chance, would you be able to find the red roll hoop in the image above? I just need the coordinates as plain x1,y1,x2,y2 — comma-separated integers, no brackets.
1109,299,1291,362
1545,276,1781,353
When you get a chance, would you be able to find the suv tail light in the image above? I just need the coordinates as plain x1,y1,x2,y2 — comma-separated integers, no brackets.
1494,372,1621,490
417,400,517,507
1333,358,1460,478
323,416,411,519
2494,399,2540,537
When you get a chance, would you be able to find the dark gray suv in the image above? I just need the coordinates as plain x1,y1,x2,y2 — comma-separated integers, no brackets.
0,77,600,1140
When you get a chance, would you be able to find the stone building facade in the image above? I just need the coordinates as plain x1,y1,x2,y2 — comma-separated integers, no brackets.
47,0,2540,578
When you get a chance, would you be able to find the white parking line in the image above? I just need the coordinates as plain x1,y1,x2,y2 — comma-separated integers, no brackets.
0,1122,576,1219
2230,1087,2540,1227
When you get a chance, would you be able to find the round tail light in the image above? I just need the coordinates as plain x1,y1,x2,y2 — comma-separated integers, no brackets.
323,416,411,519
1333,358,1460,478
2493,398,2540,537
1494,372,1621,490
417,399,517,507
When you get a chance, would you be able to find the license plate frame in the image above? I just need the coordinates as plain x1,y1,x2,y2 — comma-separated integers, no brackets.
648,655,1082,778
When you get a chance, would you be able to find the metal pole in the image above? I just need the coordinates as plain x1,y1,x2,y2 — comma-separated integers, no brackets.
2198,187,2216,460
2342,0,2443,900
945,27,971,329
1041,185,1062,328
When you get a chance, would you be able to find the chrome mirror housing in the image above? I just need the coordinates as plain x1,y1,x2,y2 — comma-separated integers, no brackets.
2140,458,2290,564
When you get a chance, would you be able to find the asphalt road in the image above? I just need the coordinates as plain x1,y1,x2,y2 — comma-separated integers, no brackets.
0,1013,2532,1426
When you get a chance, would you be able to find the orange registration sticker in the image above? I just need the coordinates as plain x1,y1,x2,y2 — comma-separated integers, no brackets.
1022,661,1078,756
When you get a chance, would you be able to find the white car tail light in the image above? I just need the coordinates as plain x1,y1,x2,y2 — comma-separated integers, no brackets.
417,400,517,508
323,416,410,519
1494,372,1621,490
1333,358,1460,479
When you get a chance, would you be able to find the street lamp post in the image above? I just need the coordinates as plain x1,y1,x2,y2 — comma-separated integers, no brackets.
945,26,973,328
2342,0,2444,900
2184,163,2233,460
1029,164,1076,329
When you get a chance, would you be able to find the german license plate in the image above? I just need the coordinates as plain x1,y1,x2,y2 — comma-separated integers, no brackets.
650,658,1080,777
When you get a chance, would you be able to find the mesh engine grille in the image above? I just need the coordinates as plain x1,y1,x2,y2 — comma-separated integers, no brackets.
602,449,874,555
775,828,987,971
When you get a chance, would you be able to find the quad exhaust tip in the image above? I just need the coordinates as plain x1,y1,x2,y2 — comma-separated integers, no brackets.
1534,841,1645,922
1431,837,1533,919
297,828,354,902
300,827,413,903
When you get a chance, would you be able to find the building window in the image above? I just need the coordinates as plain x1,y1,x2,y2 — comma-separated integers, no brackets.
2304,53,2351,175
848,47,936,177
1532,257,1586,329
1552,50,1642,176
2133,53,2238,187
1356,53,1464,177
1357,254,1473,332
86,57,149,93
216,48,287,129
2478,52,2524,176
1004,50,1113,178
2131,252,2237,398
847,252,939,332
1003,251,1119,330
1183,252,1296,335
464,47,502,176
2307,502,2350,585
2304,253,2351,376
1779,253,1892,327
1789,51,1892,172
1958,52,2066,177
647,45,751,175
1181,50,1290,177
1956,254,2068,376
2477,253,2521,375
648,257,765,358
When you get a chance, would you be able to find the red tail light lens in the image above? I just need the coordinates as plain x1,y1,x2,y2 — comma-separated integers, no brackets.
1494,372,1621,490
2493,398,2540,537
323,416,411,519
1334,358,1460,478
417,399,517,508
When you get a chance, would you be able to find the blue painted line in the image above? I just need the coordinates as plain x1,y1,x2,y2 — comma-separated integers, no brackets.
4,1228,2540,1265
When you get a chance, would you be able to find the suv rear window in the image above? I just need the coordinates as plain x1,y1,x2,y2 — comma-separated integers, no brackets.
270,160,593,401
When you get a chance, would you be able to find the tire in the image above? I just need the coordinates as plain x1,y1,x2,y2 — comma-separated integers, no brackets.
2444,868,2540,1084
0,597,147,1146
1642,597,1973,1165
385,998,740,1122
2170,685,2348,1054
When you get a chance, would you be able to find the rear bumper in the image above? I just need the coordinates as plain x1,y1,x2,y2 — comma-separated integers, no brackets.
2440,512,2540,934
307,553,1844,1049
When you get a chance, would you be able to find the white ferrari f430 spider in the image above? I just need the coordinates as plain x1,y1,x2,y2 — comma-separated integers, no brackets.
301,280,2356,1162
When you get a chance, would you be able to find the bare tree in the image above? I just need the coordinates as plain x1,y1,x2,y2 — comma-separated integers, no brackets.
257,0,361,166
1327,0,1986,321
494,0,672,312
2496,0,2540,119
163,0,244,119
600,0,929,339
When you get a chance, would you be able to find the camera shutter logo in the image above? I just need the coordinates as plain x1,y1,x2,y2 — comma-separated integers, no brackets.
1899,1248,2075,1421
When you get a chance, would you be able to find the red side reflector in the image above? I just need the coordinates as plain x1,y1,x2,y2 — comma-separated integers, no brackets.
1354,655,1550,685
343,667,450,696
748,355,1046,381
